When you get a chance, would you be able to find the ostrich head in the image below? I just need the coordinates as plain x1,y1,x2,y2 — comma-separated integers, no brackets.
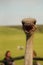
22,18,36,35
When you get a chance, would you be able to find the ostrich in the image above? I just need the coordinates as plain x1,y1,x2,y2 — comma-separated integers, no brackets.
22,18,36,65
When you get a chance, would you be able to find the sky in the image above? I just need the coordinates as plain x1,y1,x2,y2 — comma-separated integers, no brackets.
0,0,43,25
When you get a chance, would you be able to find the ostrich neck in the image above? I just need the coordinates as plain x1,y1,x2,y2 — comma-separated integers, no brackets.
24,34,33,65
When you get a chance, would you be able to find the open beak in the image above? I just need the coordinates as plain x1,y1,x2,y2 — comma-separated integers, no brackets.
22,23,35,34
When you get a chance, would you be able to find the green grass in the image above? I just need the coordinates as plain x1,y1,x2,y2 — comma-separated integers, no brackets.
0,26,43,65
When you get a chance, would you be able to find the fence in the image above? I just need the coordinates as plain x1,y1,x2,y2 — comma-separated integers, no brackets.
0,56,43,65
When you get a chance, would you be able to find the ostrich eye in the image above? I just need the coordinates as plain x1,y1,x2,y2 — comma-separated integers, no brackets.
34,21,36,25
22,21,24,25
